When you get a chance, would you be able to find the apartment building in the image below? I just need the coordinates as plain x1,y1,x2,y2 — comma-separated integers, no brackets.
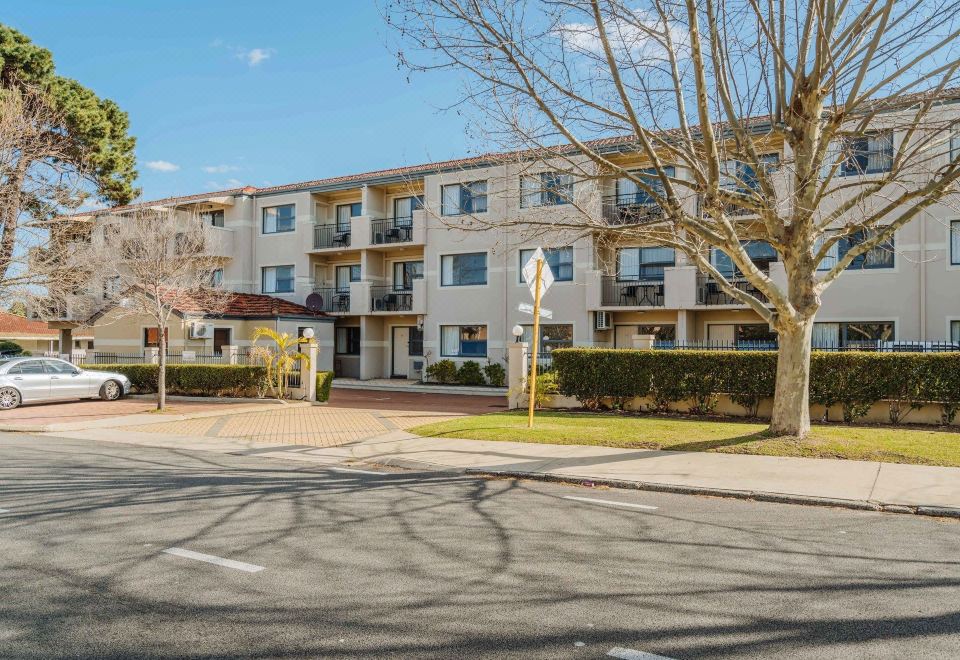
57,118,960,379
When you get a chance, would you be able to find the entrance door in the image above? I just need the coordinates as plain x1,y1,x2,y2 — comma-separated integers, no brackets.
392,326,411,378
213,328,231,356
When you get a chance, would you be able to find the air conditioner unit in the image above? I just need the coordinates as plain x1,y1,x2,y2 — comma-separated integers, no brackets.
188,322,214,339
594,311,612,331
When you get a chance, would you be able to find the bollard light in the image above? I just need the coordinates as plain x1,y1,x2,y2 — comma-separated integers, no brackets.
512,324,524,342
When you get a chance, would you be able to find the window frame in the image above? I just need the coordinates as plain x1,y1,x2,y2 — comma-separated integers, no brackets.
441,181,488,216
262,265,295,294
335,264,361,293
393,195,424,221
520,172,574,208
202,209,225,228
335,202,362,233
518,247,574,283
836,132,894,177
393,260,424,290
440,252,488,287
616,246,676,281
262,204,296,234
951,220,960,266
440,324,488,358
335,326,361,355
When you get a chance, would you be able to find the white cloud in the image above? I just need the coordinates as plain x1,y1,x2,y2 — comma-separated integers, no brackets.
558,10,686,60
244,48,273,67
202,164,241,174
145,160,180,173
205,178,244,190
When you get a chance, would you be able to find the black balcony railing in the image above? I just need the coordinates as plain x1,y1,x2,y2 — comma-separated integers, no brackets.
602,195,665,224
696,274,769,305
371,286,413,312
600,276,665,306
371,217,414,245
314,224,351,250
310,287,351,313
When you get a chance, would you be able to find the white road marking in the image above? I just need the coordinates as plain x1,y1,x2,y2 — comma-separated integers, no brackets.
0,508,9,513
331,467,382,475
608,648,677,660
564,496,658,511
162,547,264,573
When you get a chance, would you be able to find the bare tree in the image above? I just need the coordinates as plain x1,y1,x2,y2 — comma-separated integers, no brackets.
387,0,960,437
42,208,229,410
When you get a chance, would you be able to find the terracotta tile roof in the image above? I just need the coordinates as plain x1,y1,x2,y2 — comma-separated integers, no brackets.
0,311,58,337
160,290,327,319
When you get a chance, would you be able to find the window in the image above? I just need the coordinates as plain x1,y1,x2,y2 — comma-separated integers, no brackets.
617,247,675,281
335,264,361,293
952,321,960,343
393,261,423,290
519,247,573,282
952,220,960,266
835,132,893,176
615,167,674,204
711,241,778,277
103,276,121,299
441,325,487,357
201,210,225,227
951,128,960,164
816,230,894,271
262,265,295,293
262,204,296,234
708,323,777,344
336,202,361,233
521,172,573,208
393,196,424,221
143,327,169,349
813,321,895,348
210,268,223,287
521,324,572,352
441,181,488,216
640,325,676,342
8,360,45,374
720,155,779,192
441,252,487,286
335,327,360,355
44,360,78,375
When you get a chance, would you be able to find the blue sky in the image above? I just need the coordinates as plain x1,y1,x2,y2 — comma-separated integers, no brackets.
3,1,474,202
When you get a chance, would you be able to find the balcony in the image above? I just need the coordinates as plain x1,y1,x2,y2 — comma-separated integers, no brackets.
696,274,768,305
602,195,665,225
371,217,413,245
600,276,665,306
309,287,351,313
370,286,414,312
313,224,352,250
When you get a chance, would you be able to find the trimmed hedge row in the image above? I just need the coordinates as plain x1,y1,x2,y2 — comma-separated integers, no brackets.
82,364,268,397
316,371,334,402
552,349,960,424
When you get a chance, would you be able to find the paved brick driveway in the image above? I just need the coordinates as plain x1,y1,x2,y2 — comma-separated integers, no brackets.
0,398,247,429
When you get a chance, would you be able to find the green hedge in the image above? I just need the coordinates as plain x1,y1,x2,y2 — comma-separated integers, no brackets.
552,349,960,423
316,371,334,402
82,364,268,397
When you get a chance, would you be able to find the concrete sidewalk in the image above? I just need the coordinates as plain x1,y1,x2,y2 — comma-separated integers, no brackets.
38,420,960,516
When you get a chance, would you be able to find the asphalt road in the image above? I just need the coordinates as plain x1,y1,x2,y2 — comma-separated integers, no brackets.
1,432,959,659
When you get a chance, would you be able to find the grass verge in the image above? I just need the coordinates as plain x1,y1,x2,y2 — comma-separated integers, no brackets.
410,410,960,467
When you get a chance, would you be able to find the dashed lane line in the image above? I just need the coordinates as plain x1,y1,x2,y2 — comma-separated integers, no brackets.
162,547,265,573
564,496,658,511
607,648,677,660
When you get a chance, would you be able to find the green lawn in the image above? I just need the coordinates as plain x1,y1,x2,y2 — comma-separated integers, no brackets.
410,411,960,467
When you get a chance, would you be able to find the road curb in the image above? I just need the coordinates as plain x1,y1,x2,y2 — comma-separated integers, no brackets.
451,467,960,518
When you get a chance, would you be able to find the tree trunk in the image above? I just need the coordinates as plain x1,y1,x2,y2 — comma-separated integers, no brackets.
157,326,166,412
768,318,814,437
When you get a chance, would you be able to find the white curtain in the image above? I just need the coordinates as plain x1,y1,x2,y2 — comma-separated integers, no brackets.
814,234,839,271
441,326,460,356
617,248,640,280
812,322,840,347
441,185,460,215
263,268,277,293
952,321,960,343
263,209,277,234
440,255,454,285
952,221,960,264
520,176,540,208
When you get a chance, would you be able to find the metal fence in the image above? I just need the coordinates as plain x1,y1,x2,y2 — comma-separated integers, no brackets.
371,217,414,244
696,274,769,305
653,340,960,352
528,352,556,373
370,286,413,312
600,276,665,306
313,224,351,249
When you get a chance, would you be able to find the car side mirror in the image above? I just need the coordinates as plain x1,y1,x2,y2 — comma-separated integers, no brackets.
71,369,82,376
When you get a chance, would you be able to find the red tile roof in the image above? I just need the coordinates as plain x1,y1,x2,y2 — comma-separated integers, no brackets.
160,290,327,319
0,311,58,337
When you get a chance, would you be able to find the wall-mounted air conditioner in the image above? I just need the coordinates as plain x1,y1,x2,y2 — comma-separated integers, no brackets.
594,311,612,330
188,322,214,339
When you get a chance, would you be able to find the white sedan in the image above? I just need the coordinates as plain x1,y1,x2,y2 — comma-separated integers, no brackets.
0,357,132,410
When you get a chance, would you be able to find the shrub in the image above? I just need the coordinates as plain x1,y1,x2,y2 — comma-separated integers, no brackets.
456,360,486,386
551,348,960,425
82,364,268,397
0,340,25,356
425,359,457,384
529,370,559,409
316,371,334,402
483,362,506,387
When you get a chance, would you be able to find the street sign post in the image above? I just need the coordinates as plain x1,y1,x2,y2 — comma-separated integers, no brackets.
521,248,554,429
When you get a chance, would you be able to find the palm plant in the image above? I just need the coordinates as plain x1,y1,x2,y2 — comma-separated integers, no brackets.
249,327,311,399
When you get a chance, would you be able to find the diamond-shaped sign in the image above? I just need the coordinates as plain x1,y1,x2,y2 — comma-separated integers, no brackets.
522,247,555,299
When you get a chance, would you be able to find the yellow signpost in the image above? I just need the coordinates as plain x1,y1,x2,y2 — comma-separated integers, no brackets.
527,258,543,428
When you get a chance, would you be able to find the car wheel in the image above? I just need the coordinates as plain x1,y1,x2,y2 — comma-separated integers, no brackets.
100,380,123,401
0,386,21,410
